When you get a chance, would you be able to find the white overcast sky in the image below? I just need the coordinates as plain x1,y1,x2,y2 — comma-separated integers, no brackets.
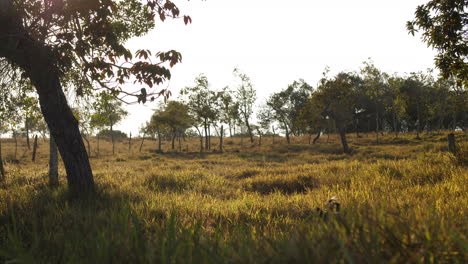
116,0,436,135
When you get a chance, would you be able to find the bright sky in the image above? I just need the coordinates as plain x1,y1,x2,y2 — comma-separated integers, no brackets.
116,0,436,135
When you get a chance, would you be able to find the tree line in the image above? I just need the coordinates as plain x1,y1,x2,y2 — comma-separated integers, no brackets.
141,61,467,154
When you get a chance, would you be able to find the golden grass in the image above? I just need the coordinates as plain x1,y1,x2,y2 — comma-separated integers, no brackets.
0,132,467,263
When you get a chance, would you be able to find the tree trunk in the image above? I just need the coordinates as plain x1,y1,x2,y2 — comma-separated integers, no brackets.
171,132,176,150
31,135,38,162
0,30,95,195
256,128,261,146
208,125,211,150
0,137,5,181
178,133,182,152
49,134,59,186
245,117,254,143
128,132,132,153
219,125,224,152
13,130,17,160
284,122,290,144
157,130,162,153
111,123,115,155
204,120,209,150
313,130,321,144
139,133,146,152
338,124,350,154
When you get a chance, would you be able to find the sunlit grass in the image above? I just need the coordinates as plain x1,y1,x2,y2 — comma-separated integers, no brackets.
0,132,467,263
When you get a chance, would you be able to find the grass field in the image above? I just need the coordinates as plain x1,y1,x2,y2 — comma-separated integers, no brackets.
0,132,467,263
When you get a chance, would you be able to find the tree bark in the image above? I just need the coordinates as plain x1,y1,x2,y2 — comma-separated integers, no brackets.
111,123,115,155
338,124,350,154
284,122,290,144
171,132,176,150
49,134,59,186
204,120,209,150
31,135,38,162
313,130,321,144
219,125,224,152
13,130,17,160
128,132,132,153
245,117,254,143
0,26,94,195
157,130,162,153
139,133,146,152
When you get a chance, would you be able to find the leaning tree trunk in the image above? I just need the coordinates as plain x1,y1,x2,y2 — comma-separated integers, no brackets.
139,132,146,152
312,130,321,144
49,134,59,186
0,24,94,195
245,118,254,143
31,135,38,162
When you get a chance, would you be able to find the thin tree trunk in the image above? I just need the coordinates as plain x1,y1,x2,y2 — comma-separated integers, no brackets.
128,132,132,153
171,131,176,150
49,134,59,186
178,133,182,152
338,124,350,154
13,130,17,160
204,120,209,150
284,122,290,144
111,123,115,155
139,133,146,152
31,135,38,162
208,125,211,150
157,130,162,153
219,125,224,152
313,130,321,144
256,128,261,146
245,117,254,143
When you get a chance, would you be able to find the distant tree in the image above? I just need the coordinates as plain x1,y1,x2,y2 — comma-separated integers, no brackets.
386,75,407,137
311,72,361,154
360,59,387,143
181,74,218,150
407,0,467,86
149,101,192,151
263,80,313,144
91,93,128,155
234,68,256,143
